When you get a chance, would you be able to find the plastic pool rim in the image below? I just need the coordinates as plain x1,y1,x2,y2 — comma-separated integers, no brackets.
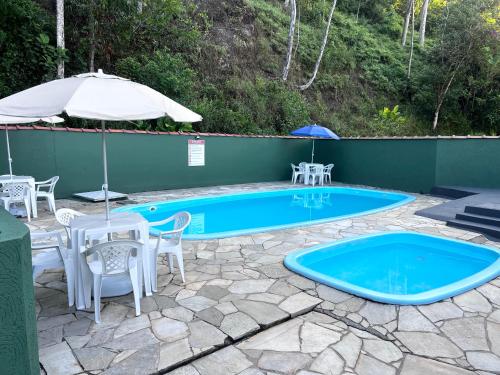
284,231,500,305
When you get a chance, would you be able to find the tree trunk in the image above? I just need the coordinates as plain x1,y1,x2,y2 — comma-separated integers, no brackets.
299,0,338,91
56,0,64,78
355,0,361,23
88,1,96,72
282,0,296,81
432,44,470,130
293,4,301,60
419,0,430,46
137,1,143,13
407,0,415,78
401,0,411,46
432,73,456,130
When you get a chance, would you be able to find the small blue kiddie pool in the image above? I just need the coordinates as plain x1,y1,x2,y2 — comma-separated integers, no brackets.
284,232,500,305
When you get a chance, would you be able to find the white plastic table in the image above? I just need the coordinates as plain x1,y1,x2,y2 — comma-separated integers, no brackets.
0,175,37,218
303,163,324,185
70,212,152,310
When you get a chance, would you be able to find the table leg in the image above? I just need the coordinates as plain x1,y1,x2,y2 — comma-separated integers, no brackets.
71,229,86,309
81,252,93,309
74,230,93,310
29,182,37,218
140,225,152,296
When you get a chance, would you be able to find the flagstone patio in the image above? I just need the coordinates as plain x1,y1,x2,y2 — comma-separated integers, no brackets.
30,182,500,375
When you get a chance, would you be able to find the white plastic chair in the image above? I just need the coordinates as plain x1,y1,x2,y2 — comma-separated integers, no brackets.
55,208,86,242
35,176,59,212
323,164,334,184
1,183,31,221
31,230,75,306
290,164,305,184
148,212,191,290
308,165,324,187
85,240,142,323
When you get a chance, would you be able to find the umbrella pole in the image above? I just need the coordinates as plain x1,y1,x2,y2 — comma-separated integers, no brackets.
5,127,13,178
311,138,315,163
101,120,110,221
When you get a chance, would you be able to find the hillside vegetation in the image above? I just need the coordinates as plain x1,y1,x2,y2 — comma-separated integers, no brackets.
0,0,498,136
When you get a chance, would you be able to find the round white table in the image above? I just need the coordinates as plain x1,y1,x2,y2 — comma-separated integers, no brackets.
70,212,152,310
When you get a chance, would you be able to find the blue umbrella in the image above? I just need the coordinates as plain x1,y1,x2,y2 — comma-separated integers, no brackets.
291,124,340,163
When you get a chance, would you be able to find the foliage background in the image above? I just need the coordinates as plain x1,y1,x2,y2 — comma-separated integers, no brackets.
0,0,498,136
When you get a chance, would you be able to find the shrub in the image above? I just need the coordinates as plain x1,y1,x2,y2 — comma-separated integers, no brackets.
0,0,58,96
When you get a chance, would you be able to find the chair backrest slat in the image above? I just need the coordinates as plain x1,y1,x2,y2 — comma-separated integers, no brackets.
170,212,191,243
86,240,141,275
55,208,85,239
324,164,334,173
48,176,59,193
56,208,85,227
312,165,323,174
3,183,29,202
155,211,191,246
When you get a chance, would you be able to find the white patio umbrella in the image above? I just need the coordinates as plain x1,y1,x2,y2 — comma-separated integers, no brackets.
0,115,64,177
0,69,202,220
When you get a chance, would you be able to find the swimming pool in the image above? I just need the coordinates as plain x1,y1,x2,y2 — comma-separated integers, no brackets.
285,232,500,305
115,187,414,240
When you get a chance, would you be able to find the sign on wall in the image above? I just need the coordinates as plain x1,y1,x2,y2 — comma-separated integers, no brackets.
188,139,205,166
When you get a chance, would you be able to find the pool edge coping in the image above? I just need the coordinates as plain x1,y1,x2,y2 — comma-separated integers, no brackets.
113,186,416,240
284,231,500,305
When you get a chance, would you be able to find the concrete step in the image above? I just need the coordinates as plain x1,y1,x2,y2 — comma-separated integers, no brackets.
447,219,500,239
464,205,500,218
455,213,500,227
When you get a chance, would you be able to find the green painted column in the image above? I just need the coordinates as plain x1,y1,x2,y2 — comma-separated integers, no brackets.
0,209,39,375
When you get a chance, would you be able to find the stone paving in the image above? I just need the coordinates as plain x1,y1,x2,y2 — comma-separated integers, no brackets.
28,182,500,375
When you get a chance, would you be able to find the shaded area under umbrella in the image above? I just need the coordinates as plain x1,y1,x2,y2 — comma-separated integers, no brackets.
0,69,202,220
0,115,64,178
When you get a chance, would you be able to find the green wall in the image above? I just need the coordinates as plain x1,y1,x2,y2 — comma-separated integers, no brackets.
0,130,311,198
316,138,500,193
0,209,39,375
315,139,438,193
435,139,500,189
1,129,499,196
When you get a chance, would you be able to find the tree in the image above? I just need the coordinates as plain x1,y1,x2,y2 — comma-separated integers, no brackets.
64,0,189,74
401,0,412,46
355,1,360,22
293,4,301,60
419,0,430,46
56,0,64,78
299,0,338,90
88,0,96,72
282,0,296,81
0,0,58,97
407,0,415,78
426,0,496,130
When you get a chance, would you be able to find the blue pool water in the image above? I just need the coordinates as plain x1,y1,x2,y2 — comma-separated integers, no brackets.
285,232,500,304
114,187,414,240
